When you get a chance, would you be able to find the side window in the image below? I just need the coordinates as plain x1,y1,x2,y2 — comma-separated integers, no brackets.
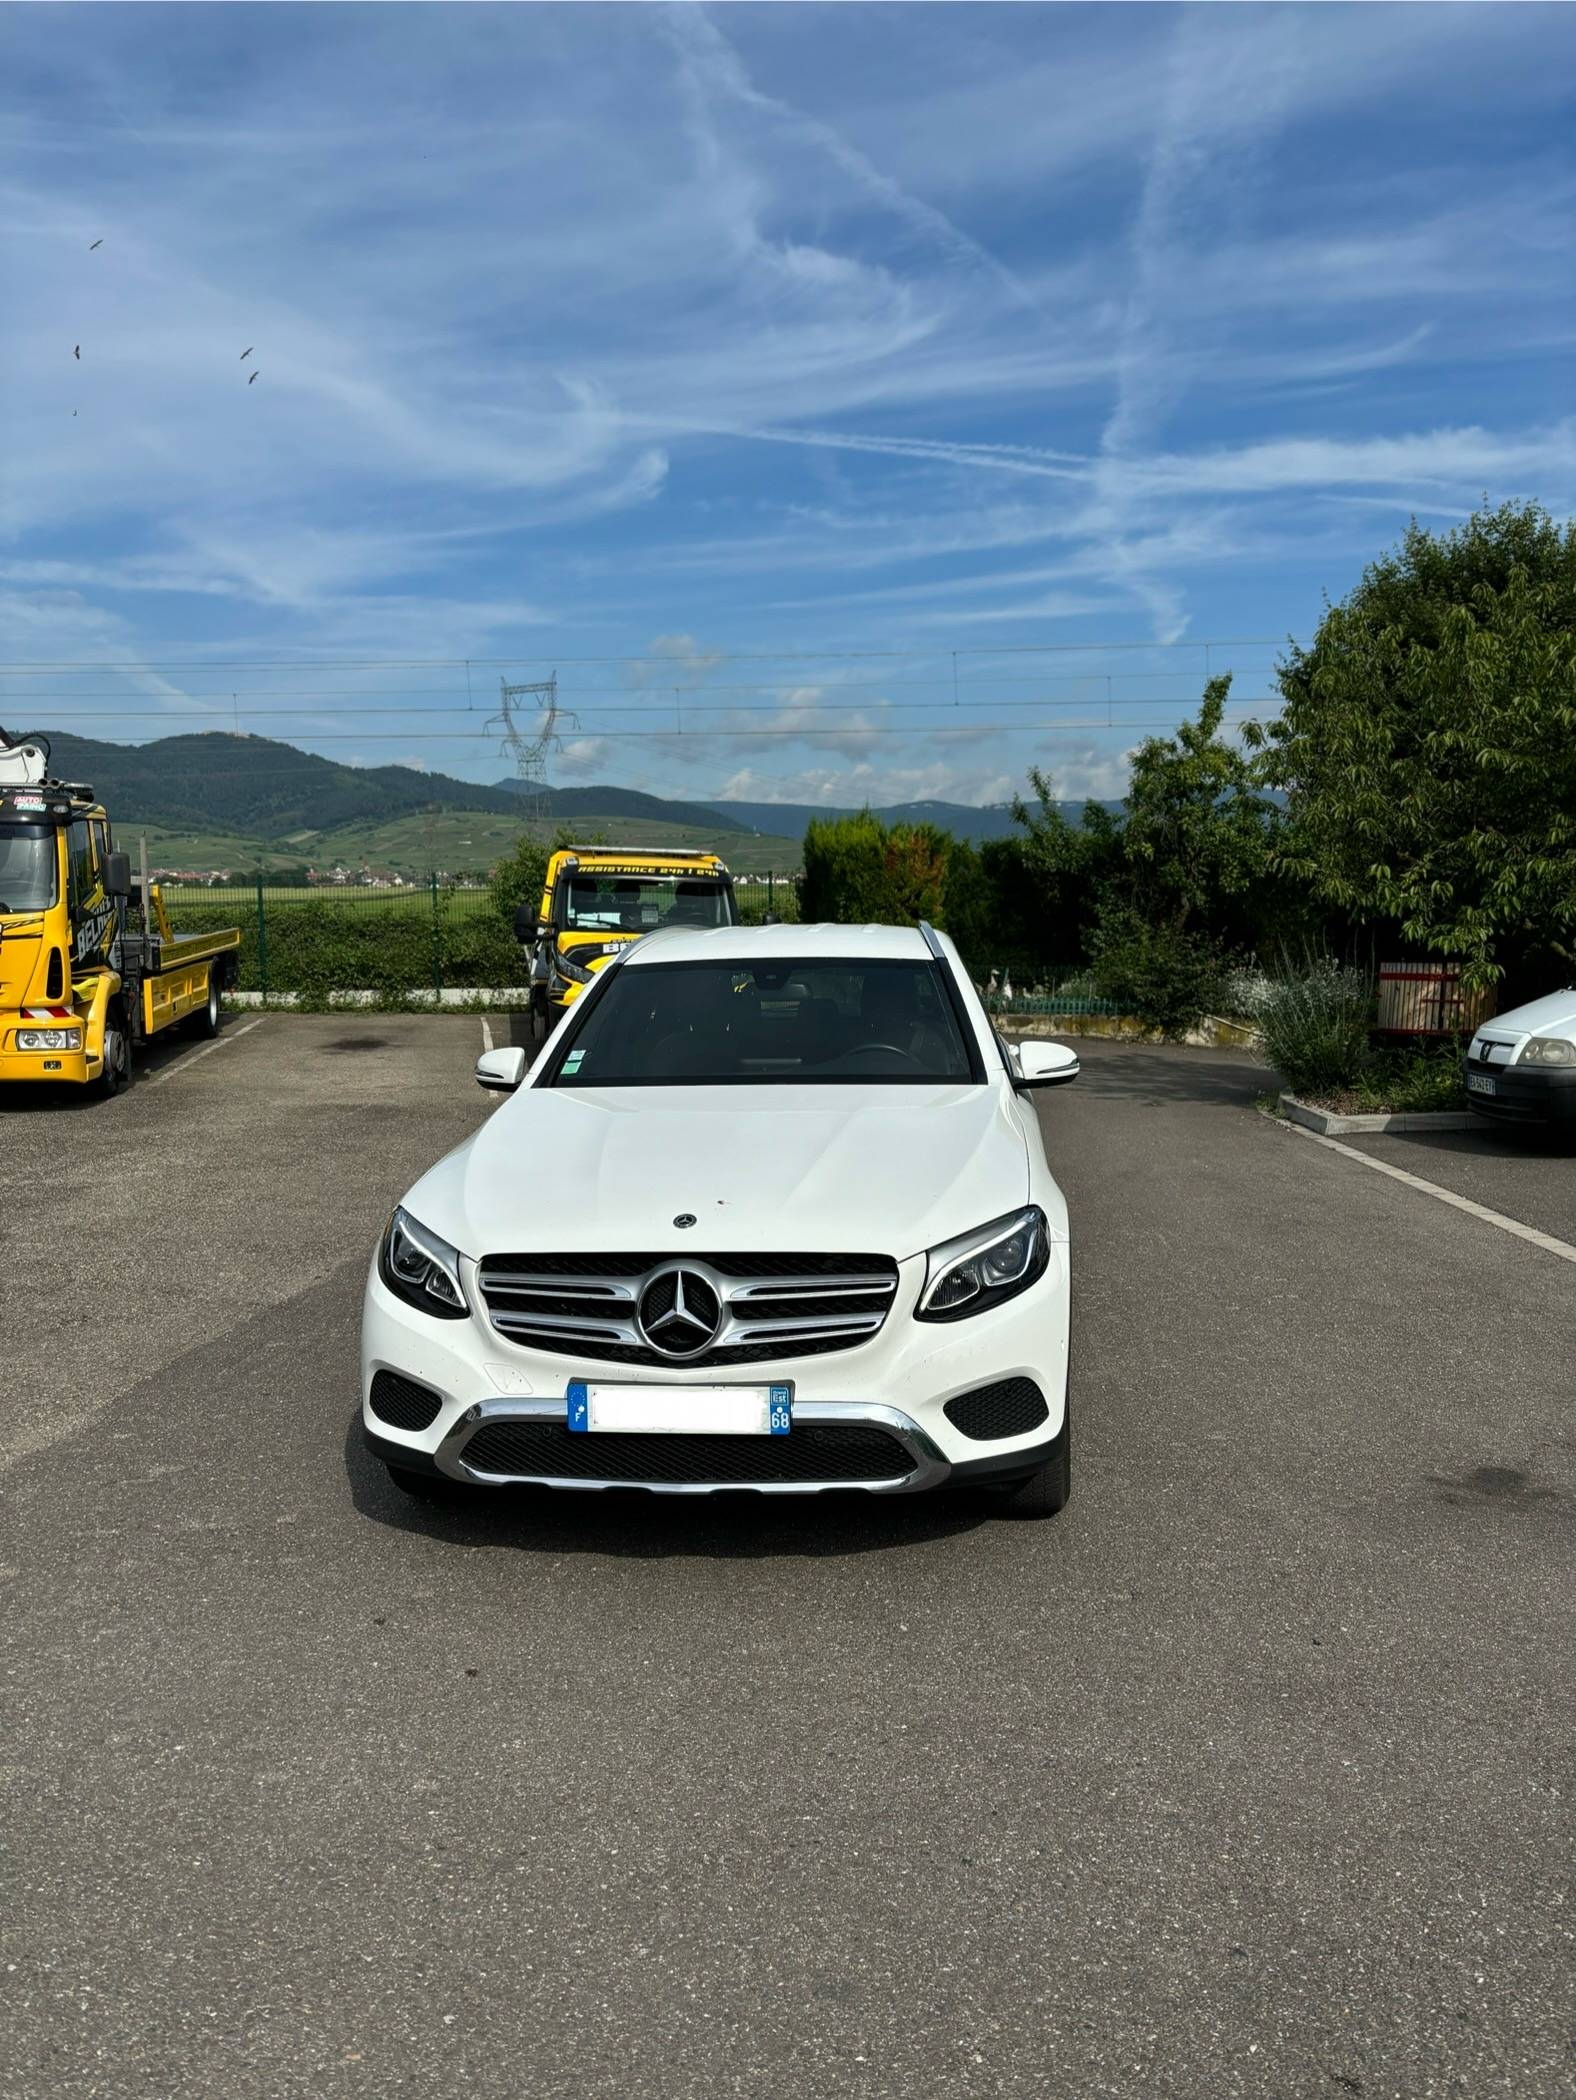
68,820,96,904
92,819,111,871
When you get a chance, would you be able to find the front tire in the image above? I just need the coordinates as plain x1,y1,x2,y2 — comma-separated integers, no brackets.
986,1394,1070,1520
385,1463,463,1504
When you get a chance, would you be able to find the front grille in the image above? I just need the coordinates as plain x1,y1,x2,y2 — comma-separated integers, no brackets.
369,1369,443,1432
944,1377,1049,1442
477,1251,899,1368
459,1420,914,1486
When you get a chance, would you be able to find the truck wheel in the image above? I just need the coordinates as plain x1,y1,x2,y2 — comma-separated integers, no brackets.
97,1003,131,1097
529,988,548,1043
193,971,222,1039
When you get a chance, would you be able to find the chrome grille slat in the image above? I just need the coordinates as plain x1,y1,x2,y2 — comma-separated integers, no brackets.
727,1274,899,1301
481,1277,639,1302
477,1250,899,1368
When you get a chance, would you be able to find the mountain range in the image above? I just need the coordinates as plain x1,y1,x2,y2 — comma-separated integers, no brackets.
17,727,1081,864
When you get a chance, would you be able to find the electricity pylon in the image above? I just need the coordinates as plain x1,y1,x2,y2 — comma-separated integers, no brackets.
488,674,575,831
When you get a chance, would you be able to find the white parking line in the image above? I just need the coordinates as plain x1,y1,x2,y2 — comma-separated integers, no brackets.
1275,1115,1576,1268
481,1017,494,1053
147,1015,266,1086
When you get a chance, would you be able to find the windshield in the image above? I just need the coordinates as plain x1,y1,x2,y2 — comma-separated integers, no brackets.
549,957,979,1086
561,875,732,934
0,828,58,914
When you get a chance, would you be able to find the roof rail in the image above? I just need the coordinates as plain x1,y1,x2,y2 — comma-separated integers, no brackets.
917,920,946,961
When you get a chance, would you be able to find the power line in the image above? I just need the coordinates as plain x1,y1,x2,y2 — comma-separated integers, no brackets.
37,712,1268,744
0,638,1295,670
16,695,1287,721
0,666,1283,701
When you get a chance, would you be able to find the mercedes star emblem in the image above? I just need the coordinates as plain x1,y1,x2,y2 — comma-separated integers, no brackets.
638,1264,722,1358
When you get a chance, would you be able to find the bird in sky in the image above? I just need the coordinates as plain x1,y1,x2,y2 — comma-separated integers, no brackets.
88,238,103,251
248,370,259,384
241,347,253,360
73,345,80,359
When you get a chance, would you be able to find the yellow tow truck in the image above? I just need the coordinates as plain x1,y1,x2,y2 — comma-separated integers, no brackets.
0,727,241,1097
514,844,740,1039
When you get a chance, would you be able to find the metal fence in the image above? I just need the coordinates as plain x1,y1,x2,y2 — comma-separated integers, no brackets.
161,879,518,998
158,872,803,997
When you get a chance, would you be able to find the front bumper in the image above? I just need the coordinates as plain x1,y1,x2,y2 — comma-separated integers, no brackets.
1463,1059,1576,1126
360,1243,1069,1496
0,1046,90,1084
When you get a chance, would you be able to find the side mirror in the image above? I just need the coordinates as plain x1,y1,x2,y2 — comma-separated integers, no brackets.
104,851,131,898
512,903,538,943
1013,1040,1080,1089
475,1046,529,1093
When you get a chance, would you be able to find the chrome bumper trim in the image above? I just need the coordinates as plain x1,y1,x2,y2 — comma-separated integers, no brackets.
433,1396,950,1496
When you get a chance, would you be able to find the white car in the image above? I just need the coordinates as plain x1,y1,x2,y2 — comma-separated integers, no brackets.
360,922,1078,1517
1463,987,1576,1130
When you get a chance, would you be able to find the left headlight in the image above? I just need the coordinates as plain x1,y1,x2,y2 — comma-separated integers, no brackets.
17,1028,82,1051
916,1205,1049,1322
1517,1036,1576,1067
379,1206,469,1319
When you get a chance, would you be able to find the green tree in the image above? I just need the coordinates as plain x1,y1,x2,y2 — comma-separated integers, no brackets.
1117,674,1283,941
1250,502,1576,990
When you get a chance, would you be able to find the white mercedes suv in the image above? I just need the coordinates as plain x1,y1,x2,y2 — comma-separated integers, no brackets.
360,922,1078,1517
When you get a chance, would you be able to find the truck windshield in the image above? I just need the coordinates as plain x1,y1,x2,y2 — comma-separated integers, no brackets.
0,829,58,914
563,876,732,934
548,958,980,1086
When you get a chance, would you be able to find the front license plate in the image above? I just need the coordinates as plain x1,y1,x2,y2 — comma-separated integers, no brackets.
566,1381,792,1436
1467,1073,1497,1095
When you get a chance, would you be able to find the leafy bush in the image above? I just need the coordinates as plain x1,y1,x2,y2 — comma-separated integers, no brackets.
800,812,948,926
169,890,522,1001
1088,907,1230,1038
1342,1047,1466,1114
1257,959,1374,1096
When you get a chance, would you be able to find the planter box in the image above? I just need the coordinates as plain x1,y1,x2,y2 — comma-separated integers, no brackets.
1277,1092,1477,1137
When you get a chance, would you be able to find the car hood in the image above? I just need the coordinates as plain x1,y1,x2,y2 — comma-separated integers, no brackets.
1475,987,1576,1045
404,1082,1037,1262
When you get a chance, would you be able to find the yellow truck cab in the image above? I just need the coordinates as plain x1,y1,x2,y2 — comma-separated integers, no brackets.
515,845,739,1039
0,727,241,1096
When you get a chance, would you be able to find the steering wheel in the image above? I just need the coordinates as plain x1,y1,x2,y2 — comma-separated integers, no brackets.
836,1041,922,1068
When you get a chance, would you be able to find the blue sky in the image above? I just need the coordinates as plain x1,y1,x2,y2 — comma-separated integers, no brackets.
4,2,1575,808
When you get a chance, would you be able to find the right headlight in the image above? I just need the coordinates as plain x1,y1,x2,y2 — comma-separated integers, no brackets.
1517,1037,1576,1067
916,1205,1049,1323
378,1206,469,1319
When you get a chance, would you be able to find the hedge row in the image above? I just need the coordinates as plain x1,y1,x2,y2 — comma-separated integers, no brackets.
169,897,523,1000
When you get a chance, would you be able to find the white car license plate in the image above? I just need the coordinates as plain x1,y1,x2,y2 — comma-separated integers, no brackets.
1467,1072,1496,1095
566,1381,792,1436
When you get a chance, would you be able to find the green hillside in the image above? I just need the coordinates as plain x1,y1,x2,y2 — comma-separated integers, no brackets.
123,810,797,881
21,728,807,877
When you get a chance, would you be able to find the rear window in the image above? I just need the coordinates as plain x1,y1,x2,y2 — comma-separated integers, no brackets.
548,957,980,1086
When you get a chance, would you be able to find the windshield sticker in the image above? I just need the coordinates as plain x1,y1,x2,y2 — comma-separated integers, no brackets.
562,1048,586,1074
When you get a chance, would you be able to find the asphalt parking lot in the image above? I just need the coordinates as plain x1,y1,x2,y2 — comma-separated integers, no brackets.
3,1018,1573,2100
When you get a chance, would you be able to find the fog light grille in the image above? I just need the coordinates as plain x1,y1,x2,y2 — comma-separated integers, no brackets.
943,1377,1049,1442
369,1370,443,1432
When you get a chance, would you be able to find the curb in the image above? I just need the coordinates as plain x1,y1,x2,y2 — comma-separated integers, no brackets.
1276,1092,1477,1136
